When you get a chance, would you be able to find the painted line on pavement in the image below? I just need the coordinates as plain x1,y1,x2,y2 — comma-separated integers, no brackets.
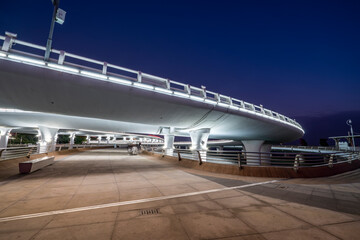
0,179,280,222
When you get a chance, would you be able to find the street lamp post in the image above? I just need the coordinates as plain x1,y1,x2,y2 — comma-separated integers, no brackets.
44,0,59,61
44,0,66,61
346,119,356,151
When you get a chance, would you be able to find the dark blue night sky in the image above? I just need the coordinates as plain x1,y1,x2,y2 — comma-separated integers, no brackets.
1,0,359,145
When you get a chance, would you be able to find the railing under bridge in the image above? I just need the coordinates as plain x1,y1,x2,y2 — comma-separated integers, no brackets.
0,146,38,161
0,144,114,161
145,148,360,171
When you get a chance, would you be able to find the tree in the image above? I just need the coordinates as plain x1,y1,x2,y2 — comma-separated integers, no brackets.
57,135,69,144
75,136,86,144
11,133,38,144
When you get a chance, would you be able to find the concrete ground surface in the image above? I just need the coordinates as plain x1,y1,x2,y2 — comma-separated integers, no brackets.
0,149,359,240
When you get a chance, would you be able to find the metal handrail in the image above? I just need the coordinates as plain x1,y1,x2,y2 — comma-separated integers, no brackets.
0,144,115,161
0,34,304,133
273,145,338,151
0,146,37,160
147,148,360,170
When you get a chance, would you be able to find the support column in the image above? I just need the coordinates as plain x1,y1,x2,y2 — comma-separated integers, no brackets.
69,133,75,149
37,126,58,153
86,135,90,144
163,134,175,155
162,127,175,156
163,135,175,149
190,128,210,162
161,127,175,155
189,128,210,150
241,140,272,166
97,135,101,144
0,128,11,149
260,143,272,166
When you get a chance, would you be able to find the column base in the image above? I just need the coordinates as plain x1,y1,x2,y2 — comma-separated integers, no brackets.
241,140,273,166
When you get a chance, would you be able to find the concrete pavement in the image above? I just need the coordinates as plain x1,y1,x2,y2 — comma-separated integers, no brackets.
0,149,359,240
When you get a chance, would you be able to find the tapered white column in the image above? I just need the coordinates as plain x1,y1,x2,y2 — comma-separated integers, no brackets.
86,135,90,144
0,128,11,149
163,135,175,149
189,128,210,162
241,140,272,166
38,126,58,153
163,134,175,155
69,133,76,149
189,128,210,150
161,127,175,155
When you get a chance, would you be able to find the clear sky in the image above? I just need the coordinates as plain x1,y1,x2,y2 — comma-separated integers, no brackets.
1,0,359,144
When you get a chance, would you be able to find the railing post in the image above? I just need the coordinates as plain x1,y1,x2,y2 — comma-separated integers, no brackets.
1,32,16,51
238,152,242,169
36,143,40,154
26,148,32,158
102,62,107,74
240,101,245,109
137,71,142,82
260,104,265,114
58,50,65,64
294,154,300,172
328,154,334,168
201,86,206,98
186,84,191,94
197,150,202,165
348,153,353,164
251,104,256,111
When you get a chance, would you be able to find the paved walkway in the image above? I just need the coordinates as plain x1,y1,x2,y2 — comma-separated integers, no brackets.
0,149,359,240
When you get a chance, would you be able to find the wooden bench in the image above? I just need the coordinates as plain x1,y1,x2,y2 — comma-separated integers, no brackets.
19,156,55,174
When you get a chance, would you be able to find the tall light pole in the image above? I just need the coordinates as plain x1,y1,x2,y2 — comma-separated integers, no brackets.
44,0,66,61
346,119,356,151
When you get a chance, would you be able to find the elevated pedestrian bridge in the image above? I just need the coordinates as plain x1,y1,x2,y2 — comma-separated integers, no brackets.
0,33,304,164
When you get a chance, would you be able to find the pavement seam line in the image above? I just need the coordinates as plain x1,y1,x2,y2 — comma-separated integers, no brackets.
0,179,280,222
110,153,124,240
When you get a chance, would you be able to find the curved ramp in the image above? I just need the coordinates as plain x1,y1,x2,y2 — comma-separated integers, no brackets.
0,34,303,142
